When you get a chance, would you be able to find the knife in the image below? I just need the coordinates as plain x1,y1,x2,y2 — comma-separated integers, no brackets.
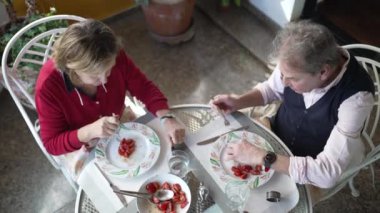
196,125,249,146
94,163,128,206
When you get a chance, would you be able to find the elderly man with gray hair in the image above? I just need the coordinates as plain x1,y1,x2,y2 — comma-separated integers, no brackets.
211,20,374,202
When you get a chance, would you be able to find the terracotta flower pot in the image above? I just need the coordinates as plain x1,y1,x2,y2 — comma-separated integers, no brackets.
142,0,195,37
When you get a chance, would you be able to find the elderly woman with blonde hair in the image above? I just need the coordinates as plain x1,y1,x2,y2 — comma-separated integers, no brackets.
35,19,185,156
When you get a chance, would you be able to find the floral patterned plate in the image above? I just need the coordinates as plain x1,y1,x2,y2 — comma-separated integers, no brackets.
210,130,274,189
95,122,160,178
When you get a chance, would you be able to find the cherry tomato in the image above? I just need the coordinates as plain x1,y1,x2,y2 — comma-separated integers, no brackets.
145,183,157,194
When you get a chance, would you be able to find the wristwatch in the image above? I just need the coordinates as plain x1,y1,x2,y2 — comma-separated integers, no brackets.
159,113,176,123
264,151,277,171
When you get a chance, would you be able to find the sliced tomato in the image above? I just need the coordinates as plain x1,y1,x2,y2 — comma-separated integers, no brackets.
146,183,157,194
231,166,239,172
180,201,188,209
162,182,171,190
172,183,181,192
233,170,242,177
250,169,261,175
240,173,248,179
157,201,170,211
242,165,253,172
264,167,270,172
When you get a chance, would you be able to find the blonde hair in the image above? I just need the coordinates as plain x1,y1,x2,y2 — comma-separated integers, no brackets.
53,19,120,83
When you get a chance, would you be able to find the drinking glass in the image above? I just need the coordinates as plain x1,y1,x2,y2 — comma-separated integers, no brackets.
168,150,190,179
225,181,250,212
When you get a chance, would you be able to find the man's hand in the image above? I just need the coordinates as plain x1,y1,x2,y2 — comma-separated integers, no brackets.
210,94,240,114
225,139,267,165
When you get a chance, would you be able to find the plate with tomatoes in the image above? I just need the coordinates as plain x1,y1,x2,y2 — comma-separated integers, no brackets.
95,122,161,178
137,173,191,213
209,130,275,189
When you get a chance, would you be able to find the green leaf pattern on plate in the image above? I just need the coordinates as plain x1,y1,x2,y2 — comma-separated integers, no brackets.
149,134,160,146
95,148,105,157
210,130,275,190
133,166,140,176
111,170,129,175
251,176,260,188
229,132,241,140
95,122,161,178
210,158,220,167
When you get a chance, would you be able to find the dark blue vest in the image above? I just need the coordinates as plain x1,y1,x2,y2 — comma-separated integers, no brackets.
272,53,375,158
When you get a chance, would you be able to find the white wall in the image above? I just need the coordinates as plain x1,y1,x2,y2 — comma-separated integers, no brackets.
248,0,305,27
0,2,10,26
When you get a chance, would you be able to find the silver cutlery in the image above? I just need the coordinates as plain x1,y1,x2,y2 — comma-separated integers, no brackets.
211,97,230,126
196,125,249,146
113,189,174,203
94,163,128,205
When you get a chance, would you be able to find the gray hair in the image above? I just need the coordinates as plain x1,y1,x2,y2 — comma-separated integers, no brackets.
269,20,341,74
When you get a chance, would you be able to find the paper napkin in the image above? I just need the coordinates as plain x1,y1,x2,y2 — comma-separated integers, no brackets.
77,161,126,213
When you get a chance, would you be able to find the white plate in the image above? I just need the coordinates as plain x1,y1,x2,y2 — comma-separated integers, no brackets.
210,130,275,189
137,173,191,213
95,122,160,178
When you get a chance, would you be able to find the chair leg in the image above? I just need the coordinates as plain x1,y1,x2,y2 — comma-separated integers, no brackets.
349,178,360,197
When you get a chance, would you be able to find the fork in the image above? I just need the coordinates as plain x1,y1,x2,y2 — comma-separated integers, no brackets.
211,97,230,126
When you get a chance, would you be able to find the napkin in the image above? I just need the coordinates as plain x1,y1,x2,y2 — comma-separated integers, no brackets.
77,161,126,213
185,114,243,145
77,116,171,213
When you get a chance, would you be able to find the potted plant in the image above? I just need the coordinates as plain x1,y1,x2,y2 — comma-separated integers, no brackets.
135,0,196,44
0,2,67,107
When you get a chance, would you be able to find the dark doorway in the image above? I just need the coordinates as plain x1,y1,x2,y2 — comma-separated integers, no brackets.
302,0,380,46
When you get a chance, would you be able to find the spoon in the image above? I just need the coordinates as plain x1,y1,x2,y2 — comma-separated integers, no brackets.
113,188,174,203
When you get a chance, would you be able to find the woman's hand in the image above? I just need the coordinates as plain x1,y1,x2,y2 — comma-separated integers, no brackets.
162,118,186,145
78,116,120,143
210,94,241,114
225,139,267,165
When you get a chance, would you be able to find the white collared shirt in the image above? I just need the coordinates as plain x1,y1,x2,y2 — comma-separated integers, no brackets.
255,49,374,188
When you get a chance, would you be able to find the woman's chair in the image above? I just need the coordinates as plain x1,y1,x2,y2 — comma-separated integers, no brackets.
1,15,86,191
318,44,380,201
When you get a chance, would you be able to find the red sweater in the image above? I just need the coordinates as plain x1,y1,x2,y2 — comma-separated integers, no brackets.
35,50,169,155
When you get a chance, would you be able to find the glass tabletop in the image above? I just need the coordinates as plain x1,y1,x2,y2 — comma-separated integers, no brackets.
75,104,312,213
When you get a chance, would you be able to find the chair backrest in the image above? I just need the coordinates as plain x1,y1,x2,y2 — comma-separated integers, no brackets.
1,15,86,190
343,44,380,150
317,44,380,203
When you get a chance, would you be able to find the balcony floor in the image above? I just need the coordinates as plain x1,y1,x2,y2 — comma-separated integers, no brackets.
0,2,379,213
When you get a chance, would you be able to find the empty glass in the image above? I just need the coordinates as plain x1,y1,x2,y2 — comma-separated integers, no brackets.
168,150,190,179
225,181,250,212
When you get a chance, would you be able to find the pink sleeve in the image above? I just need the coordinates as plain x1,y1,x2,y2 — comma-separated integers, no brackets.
255,65,284,104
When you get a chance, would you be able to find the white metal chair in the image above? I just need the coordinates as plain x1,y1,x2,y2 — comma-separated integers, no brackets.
1,15,86,191
319,44,380,201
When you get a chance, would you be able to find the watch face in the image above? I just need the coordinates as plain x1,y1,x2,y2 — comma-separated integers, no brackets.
266,152,276,163
264,151,277,168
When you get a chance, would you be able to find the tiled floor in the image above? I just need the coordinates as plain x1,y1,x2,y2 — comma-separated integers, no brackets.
0,2,379,213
